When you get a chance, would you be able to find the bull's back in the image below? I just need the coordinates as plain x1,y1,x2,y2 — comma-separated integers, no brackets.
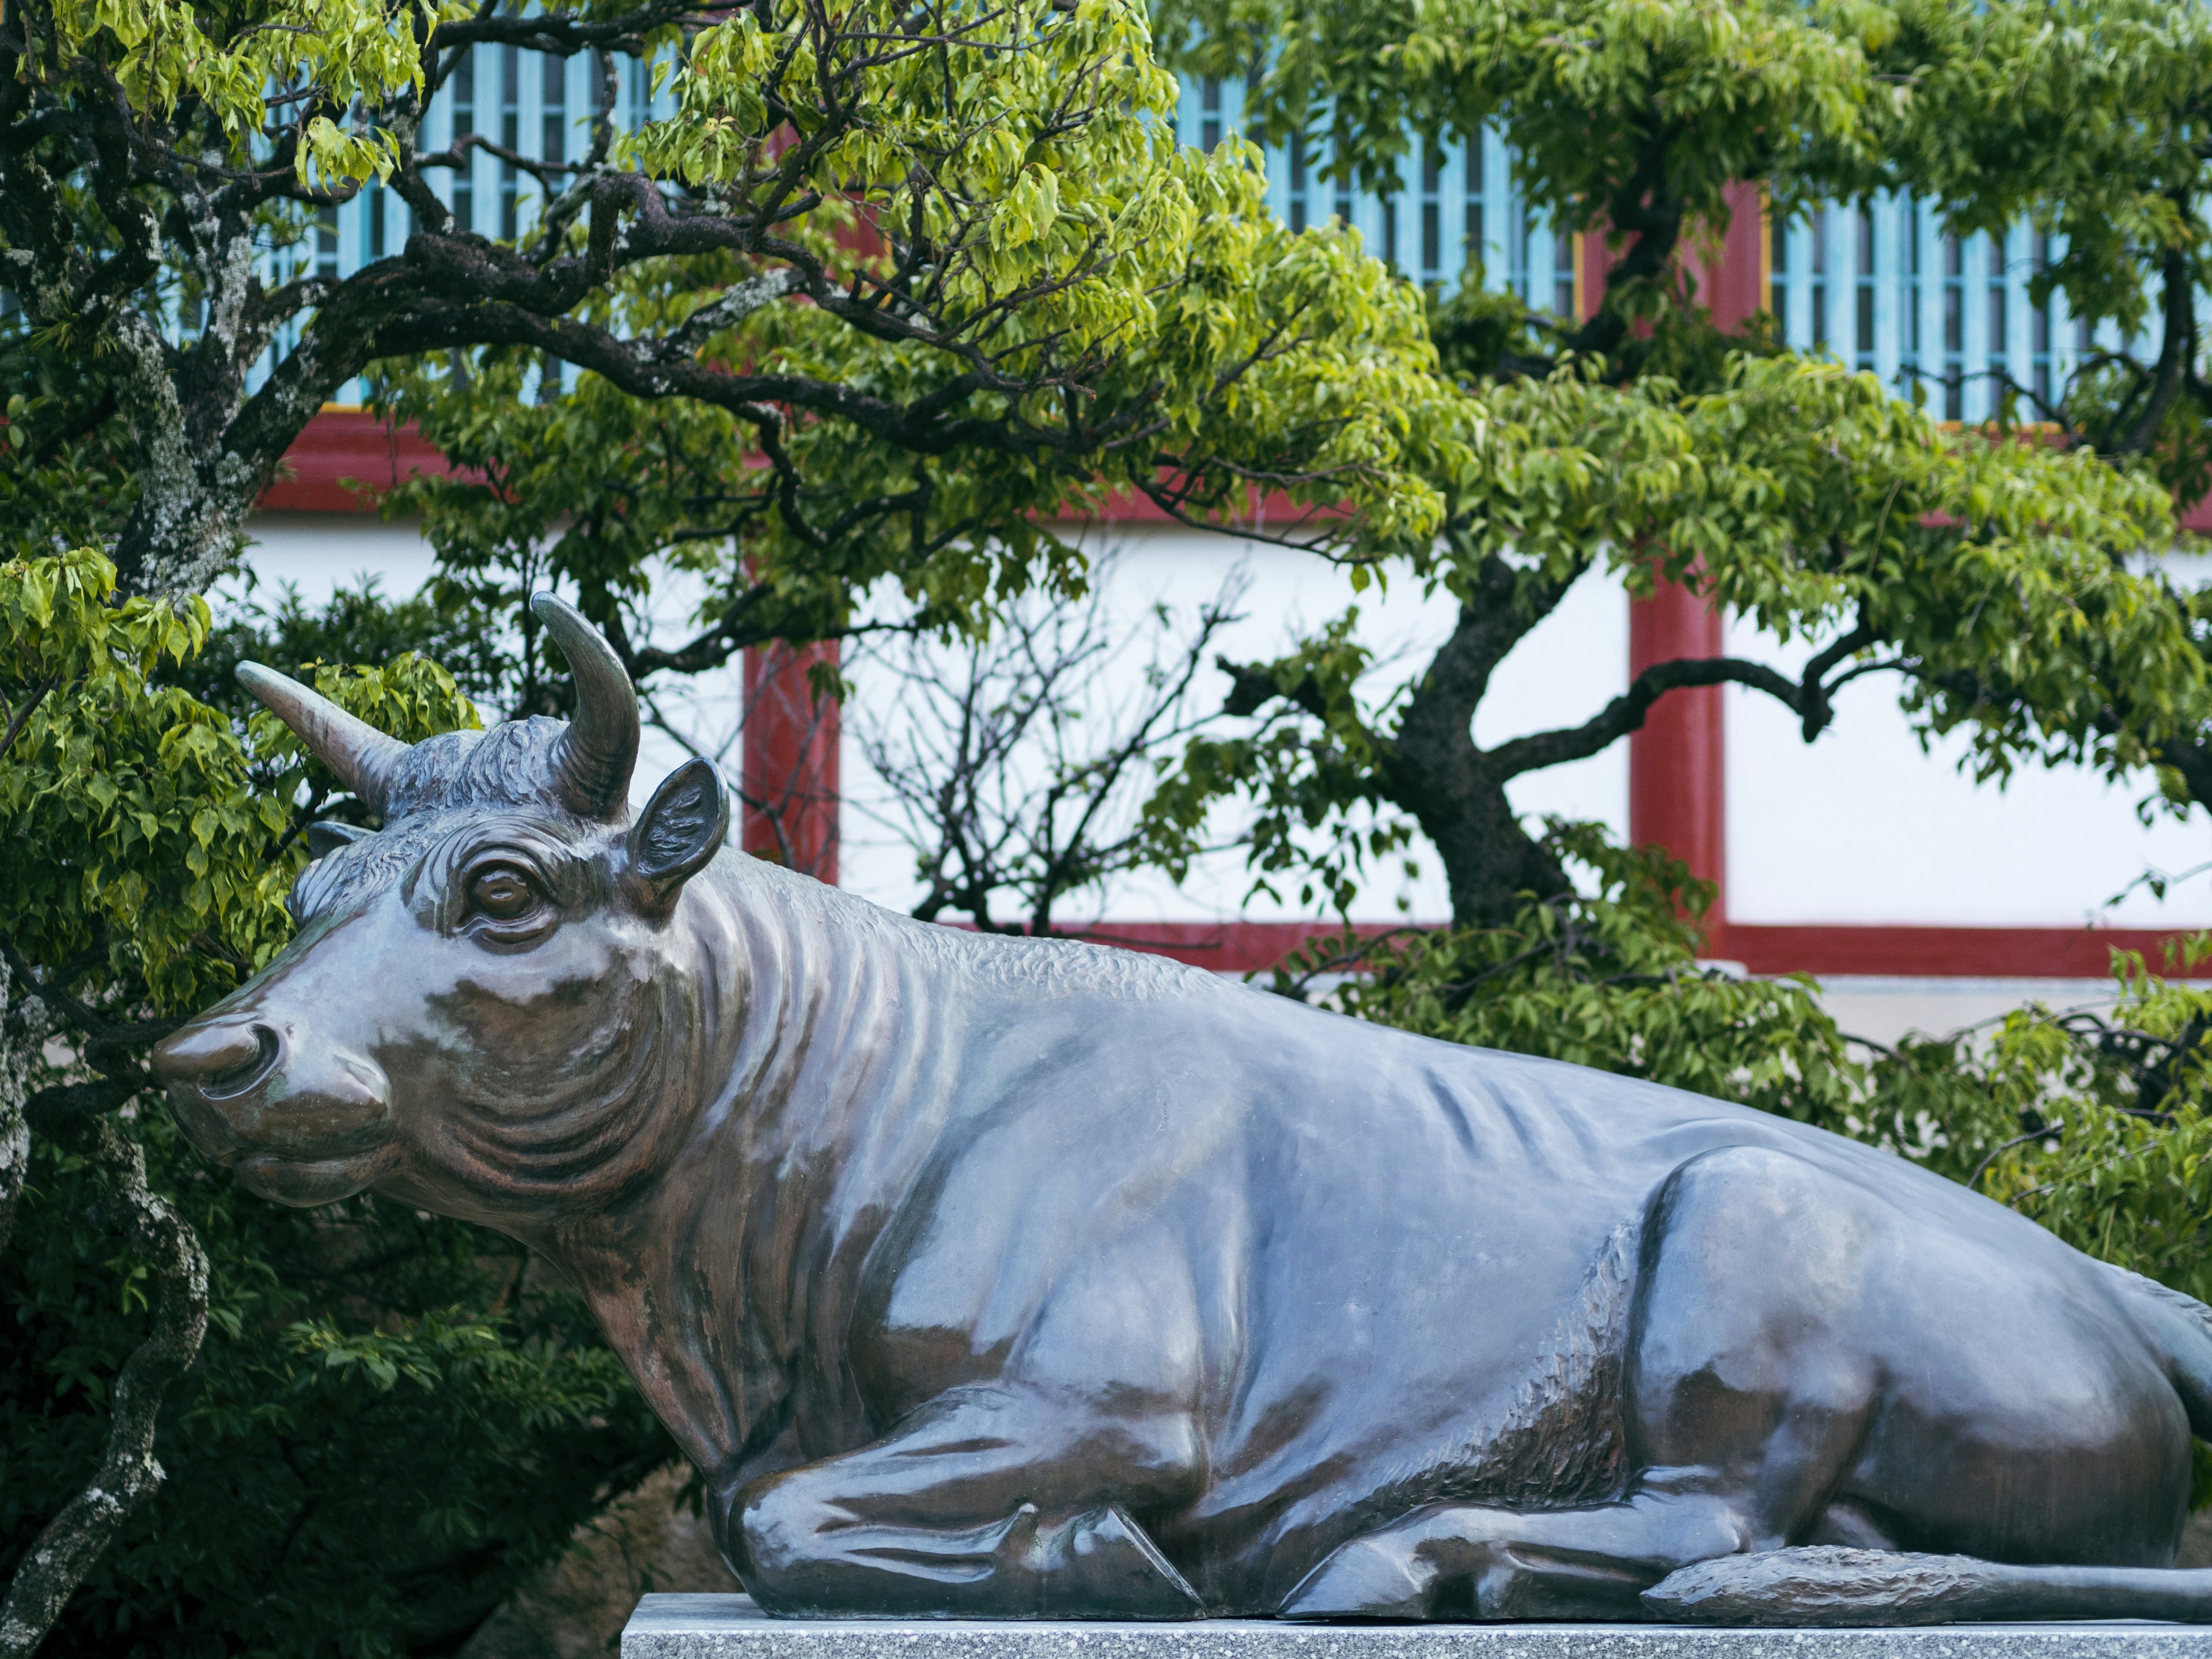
1088,985,2133,1600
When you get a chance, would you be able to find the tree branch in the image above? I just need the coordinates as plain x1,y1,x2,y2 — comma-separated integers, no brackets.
0,1112,209,1659
1486,653,1802,777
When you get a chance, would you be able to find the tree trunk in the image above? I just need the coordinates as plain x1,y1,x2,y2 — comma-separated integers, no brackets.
1397,749,1571,929
1382,595,1573,929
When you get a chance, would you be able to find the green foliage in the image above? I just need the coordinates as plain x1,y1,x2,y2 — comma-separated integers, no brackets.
3,1110,673,1657
0,551,475,1009
1146,355,2200,921
1274,824,1863,1127
173,576,514,730
7,0,1467,600
1,551,673,1654
365,184,1463,676
29,0,421,189
1160,0,1880,244
1873,0,2212,468
1139,0,2212,939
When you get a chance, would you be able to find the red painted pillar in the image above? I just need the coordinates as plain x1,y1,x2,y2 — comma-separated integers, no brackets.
740,640,841,884
1627,584,1727,944
1616,182,1762,948
1702,181,1767,332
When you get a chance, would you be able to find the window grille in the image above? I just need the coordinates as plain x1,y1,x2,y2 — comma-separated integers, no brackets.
1201,78,1221,152
1463,133,1483,276
1854,207,1874,370
1512,203,1530,304
500,46,520,240
1810,207,1827,352
1988,232,2009,402
2032,234,2053,410
543,50,568,171
1421,147,1442,278
1287,132,1308,233
1942,232,1964,419
450,48,475,234
1898,198,1921,392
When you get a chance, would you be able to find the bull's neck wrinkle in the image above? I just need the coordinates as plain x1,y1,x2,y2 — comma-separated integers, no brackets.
559,855,966,1482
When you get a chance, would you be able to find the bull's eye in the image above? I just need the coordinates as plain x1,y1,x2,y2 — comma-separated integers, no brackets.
467,865,540,922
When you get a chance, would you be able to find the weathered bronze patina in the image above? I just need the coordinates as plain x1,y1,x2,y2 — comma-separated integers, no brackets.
154,597,2212,1626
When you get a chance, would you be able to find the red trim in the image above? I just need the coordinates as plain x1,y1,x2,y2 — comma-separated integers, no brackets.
259,414,1317,527
924,921,2212,980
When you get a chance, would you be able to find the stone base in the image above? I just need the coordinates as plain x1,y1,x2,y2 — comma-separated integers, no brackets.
622,1594,2212,1659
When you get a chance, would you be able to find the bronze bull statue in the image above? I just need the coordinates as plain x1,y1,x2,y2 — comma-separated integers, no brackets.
156,595,2212,1626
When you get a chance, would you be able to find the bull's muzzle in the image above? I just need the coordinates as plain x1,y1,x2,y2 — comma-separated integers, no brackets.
154,1015,399,1206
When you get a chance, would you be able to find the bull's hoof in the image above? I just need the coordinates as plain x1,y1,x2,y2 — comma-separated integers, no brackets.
1033,1506,1204,1619
1280,1534,1435,1620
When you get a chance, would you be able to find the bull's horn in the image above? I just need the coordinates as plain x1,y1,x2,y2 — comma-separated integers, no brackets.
236,662,410,819
531,592,639,819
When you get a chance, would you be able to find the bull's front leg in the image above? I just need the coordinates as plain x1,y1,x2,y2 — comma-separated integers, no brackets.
729,1382,1206,1619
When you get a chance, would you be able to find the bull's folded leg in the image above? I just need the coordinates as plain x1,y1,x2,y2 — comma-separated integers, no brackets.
729,1385,1205,1619
1280,1490,1751,1621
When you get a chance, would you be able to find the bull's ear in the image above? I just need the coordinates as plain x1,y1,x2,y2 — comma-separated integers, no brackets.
627,758,729,904
303,820,372,859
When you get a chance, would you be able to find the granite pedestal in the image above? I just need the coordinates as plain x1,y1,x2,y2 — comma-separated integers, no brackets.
621,1596,2212,1659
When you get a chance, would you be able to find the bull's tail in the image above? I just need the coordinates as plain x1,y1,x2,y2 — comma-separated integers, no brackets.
1643,1547,2212,1626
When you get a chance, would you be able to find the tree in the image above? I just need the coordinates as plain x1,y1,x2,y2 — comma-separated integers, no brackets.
1,0,1452,601
5,1108,673,1657
1143,0,2207,930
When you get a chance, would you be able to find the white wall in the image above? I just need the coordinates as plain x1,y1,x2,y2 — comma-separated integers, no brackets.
1722,559,2212,929
235,513,440,605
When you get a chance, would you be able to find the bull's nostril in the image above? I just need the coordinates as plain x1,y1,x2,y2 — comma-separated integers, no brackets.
162,1022,283,1099
200,1025,281,1098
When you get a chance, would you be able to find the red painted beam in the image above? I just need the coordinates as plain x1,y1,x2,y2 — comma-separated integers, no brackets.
1727,924,2211,979
740,639,842,884
1701,181,1767,332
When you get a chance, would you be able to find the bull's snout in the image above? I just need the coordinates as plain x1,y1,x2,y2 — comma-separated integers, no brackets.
154,1014,399,1206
